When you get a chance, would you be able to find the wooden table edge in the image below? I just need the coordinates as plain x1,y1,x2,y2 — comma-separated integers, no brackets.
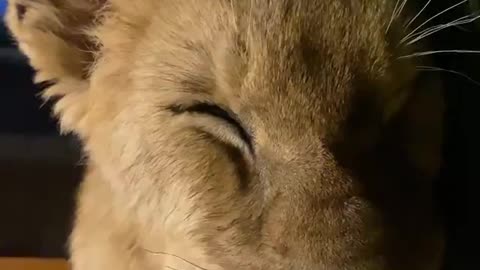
0,258,70,270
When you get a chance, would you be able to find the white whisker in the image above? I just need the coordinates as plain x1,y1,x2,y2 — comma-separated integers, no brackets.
399,50,480,59
402,0,468,43
406,14,480,45
454,25,472,32
387,0,408,33
407,14,471,39
143,249,209,270
417,65,480,87
396,0,408,18
386,0,402,33
405,0,432,29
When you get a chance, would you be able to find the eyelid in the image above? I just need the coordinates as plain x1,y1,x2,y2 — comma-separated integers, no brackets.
167,102,253,152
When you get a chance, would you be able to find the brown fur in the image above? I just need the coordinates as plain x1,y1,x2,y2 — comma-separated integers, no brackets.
5,1,445,269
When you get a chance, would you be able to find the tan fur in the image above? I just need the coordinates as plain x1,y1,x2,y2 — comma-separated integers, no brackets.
5,1,445,269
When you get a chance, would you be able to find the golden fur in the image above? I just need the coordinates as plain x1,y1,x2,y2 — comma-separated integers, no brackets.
6,0,445,269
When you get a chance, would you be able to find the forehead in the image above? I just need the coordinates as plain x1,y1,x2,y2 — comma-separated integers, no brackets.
225,1,394,131
129,0,401,133
245,2,391,75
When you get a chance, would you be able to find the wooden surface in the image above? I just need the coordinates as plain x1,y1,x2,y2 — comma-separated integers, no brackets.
0,258,70,270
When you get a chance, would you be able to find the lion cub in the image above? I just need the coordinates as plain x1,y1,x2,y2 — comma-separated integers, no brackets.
6,0,445,269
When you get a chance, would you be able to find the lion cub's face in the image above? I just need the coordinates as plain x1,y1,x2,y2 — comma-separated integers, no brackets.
7,0,444,269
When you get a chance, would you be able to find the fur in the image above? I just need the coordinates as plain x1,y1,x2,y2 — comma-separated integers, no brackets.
5,1,445,269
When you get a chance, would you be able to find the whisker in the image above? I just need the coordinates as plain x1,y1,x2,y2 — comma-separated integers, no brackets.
407,14,472,39
402,0,468,43
417,65,480,87
406,13,480,45
396,0,409,19
143,249,209,270
398,49,480,59
397,0,408,16
386,0,402,33
405,0,432,29
454,25,472,32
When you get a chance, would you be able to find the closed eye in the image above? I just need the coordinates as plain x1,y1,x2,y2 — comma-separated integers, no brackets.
167,102,253,152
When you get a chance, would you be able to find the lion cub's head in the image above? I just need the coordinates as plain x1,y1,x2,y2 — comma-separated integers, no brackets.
6,0,445,269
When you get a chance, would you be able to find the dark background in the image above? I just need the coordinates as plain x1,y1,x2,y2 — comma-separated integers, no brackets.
0,1,477,269
0,1,83,259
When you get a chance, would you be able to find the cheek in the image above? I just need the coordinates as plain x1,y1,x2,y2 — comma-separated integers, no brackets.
146,130,248,235
85,114,250,267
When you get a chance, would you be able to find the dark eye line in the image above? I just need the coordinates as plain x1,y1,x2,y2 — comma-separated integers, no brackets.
167,102,253,152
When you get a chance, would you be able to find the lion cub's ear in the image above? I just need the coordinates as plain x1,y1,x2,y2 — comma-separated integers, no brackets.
5,0,105,134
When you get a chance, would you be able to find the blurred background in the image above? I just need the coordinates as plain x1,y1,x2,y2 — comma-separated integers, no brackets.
0,0,83,260
0,0,477,269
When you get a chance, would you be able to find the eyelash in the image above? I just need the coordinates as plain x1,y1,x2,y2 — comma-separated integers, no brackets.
167,102,253,151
